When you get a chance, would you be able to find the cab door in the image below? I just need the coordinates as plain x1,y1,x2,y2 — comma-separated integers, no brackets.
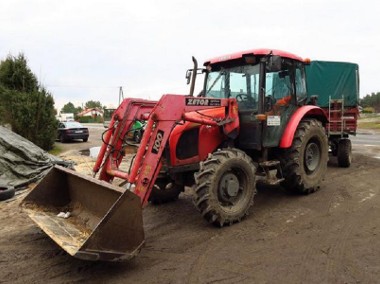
228,69,262,150
262,63,307,147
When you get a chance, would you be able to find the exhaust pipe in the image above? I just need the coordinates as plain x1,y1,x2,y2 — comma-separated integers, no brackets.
189,56,198,97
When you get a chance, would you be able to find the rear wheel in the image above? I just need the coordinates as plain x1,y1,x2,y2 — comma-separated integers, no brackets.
193,148,256,227
59,134,65,143
337,139,352,168
83,137,88,142
149,179,184,204
280,119,328,194
330,139,339,156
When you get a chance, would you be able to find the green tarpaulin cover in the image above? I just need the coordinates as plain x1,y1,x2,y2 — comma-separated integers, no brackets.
305,61,359,107
0,126,72,188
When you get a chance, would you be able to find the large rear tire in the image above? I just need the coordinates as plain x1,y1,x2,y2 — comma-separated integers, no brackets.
280,119,328,194
193,148,256,227
337,139,352,168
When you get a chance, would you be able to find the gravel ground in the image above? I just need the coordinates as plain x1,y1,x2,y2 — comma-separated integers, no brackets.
1,124,379,283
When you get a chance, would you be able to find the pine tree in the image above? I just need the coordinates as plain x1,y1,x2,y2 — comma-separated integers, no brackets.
0,53,57,150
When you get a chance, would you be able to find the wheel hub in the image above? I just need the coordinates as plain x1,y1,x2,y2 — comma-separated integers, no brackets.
305,142,320,172
220,173,240,199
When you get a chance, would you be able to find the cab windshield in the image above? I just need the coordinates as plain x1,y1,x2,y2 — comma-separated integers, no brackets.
204,61,307,111
205,65,260,100
205,64,260,110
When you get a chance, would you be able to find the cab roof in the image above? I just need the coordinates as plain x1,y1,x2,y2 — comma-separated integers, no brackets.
204,48,304,66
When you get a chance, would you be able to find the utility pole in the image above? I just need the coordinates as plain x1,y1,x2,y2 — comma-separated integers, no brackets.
119,86,124,105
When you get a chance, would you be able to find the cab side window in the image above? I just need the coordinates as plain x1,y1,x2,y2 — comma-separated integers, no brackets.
295,67,307,103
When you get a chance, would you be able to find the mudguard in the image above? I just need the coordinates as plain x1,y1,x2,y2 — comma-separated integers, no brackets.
279,105,328,148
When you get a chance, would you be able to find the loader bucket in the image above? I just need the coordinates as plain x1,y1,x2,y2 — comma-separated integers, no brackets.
20,166,144,261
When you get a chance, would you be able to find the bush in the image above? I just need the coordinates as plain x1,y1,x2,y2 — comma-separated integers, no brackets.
362,107,375,114
77,116,104,123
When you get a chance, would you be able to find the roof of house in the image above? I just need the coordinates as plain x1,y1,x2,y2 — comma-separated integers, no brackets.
77,108,104,117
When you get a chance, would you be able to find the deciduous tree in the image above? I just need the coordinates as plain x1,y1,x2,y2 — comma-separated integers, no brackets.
84,100,102,109
361,92,380,112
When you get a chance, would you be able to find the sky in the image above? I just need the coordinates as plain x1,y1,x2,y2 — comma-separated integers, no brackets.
1,0,379,112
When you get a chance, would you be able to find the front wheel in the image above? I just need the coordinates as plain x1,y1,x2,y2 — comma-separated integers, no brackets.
193,148,256,227
149,179,184,204
280,119,328,194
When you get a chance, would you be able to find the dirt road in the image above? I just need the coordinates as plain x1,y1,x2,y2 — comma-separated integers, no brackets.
1,126,379,283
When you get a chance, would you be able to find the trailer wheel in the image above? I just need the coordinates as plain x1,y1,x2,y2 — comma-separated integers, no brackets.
149,179,184,204
280,119,328,194
193,148,256,227
0,185,15,201
330,140,339,156
337,139,352,168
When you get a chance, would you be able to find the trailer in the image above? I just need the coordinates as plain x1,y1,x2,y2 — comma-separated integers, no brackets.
306,60,360,167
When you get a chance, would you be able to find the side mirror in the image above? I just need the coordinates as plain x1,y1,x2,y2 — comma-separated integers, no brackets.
267,55,282,72
308,95,318,105
185,70,192,85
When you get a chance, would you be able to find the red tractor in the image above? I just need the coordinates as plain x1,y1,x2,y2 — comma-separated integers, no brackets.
22,49,330,261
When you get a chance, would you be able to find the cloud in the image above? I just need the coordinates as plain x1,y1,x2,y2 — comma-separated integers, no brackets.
1,0,379,111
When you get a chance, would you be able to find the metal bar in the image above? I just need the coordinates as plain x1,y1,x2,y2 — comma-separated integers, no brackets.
182,113,219,126
93,116,115,174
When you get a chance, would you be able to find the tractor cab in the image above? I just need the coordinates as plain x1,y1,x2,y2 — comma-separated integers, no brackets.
201,50,308,151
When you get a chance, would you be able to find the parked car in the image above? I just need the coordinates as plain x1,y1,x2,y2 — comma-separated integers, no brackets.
57,121,89,143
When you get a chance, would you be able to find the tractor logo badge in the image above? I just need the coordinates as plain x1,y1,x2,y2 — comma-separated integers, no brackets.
152,130,164,154
186,98,221,106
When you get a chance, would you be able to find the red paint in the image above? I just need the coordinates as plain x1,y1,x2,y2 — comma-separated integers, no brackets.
279,106,328,148
204,48,304,65
320,106,359,135
95,99,157,182
95,94,239,206
169,108,228,167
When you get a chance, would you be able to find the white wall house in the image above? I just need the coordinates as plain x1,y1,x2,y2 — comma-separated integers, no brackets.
57,113,74,122
77,108,104,118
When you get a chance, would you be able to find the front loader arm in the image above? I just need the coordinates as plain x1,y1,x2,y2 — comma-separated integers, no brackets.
95,94,239,206
94,98,157,181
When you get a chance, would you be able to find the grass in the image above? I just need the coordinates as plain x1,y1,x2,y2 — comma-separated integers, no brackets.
48,144,63,156
358,121,380,129
358,114,380,129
